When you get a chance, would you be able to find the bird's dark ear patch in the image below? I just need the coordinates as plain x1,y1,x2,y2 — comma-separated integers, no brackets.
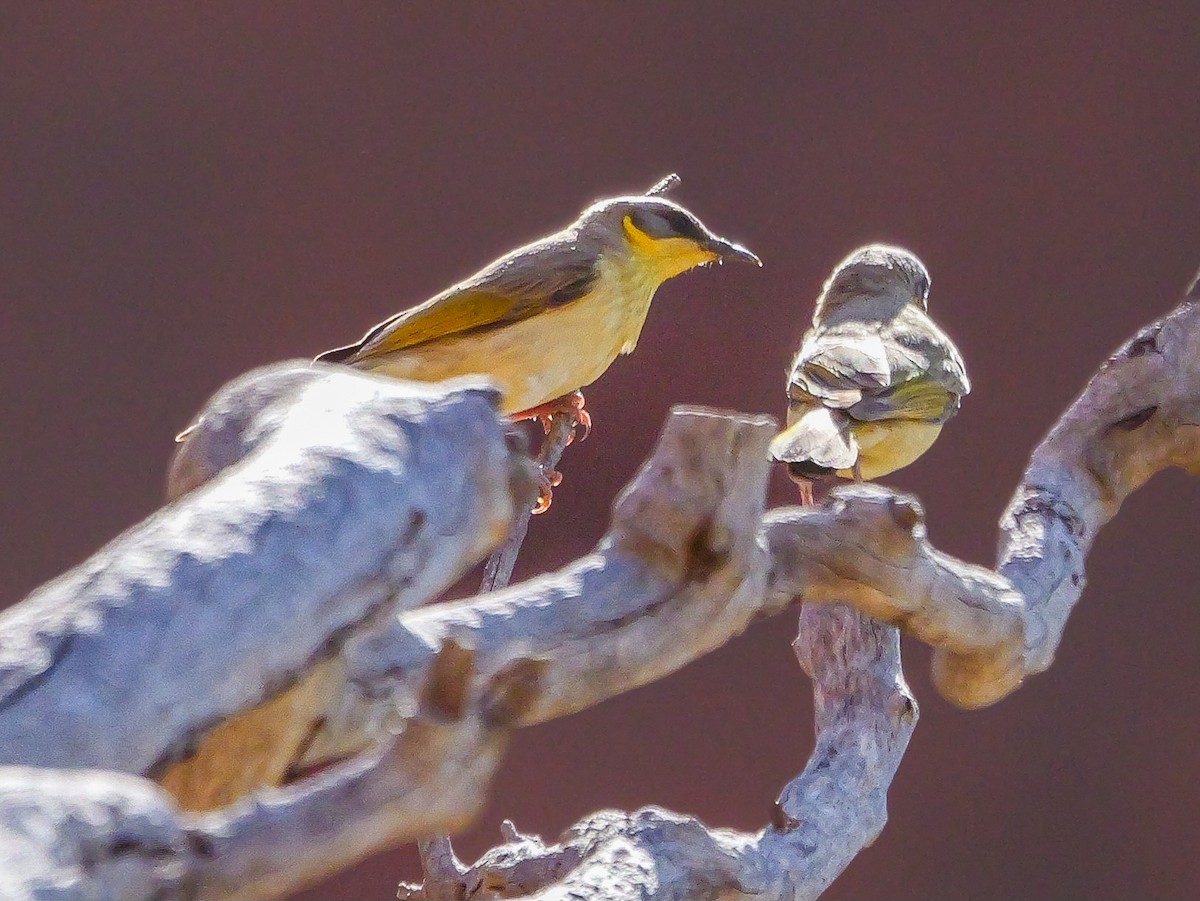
660,207,707,242
628,206,707,243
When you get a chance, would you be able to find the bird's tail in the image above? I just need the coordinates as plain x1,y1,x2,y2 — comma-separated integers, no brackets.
769,406,859,474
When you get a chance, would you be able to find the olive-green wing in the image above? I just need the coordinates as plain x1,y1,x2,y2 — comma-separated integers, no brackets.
845,376,962,423
847,318,970,423
316,246,597,363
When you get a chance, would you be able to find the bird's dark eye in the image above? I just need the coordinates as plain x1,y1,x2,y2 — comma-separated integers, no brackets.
658,207,707,241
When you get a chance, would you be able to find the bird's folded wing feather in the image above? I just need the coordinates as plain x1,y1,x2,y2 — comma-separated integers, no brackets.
790,323,969,424
316,247,597,363
789,331,893,409
846,376,961,423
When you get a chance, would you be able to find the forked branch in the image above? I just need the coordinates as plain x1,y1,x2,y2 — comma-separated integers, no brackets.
0,273,1194,899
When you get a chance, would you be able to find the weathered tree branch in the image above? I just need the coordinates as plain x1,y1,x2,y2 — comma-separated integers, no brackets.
329,406,773,748
399,604,915,901
986,280,1200,698
188,640,548,900
0,274,1195,899
0,375,781,899
762,490,1028,708
392,276,1200,897
0,363,525,780
0,766,196,901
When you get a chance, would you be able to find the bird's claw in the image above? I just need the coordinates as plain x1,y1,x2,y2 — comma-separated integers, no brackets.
542,403,592,445
532,467,564,515
512,391,589,512
520,391,592,445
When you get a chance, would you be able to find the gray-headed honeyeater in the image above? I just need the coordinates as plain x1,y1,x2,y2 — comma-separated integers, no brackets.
315,175,760,510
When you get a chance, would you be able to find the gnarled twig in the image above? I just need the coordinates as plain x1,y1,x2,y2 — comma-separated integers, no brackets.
398,603,914,901
480,412,577,593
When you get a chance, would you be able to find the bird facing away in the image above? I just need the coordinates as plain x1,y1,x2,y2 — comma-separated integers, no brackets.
316,175,761,435
769,245,969,504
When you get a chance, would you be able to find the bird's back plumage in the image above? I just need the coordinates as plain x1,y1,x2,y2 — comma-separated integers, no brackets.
772,279,969,481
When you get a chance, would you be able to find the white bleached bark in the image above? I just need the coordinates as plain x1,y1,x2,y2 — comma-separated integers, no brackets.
0,363,523,777
0,273,1194,900
395,277,1200,898
400,603,915,901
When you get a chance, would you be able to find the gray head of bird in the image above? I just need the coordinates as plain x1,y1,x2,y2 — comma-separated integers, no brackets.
571,175,761,281
813,244,931,324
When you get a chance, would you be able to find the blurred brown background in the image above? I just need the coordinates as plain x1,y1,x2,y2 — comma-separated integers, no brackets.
3,3,1200,898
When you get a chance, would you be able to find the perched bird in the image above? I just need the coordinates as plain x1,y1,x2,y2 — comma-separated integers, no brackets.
317,175,759,428
770,245,969,504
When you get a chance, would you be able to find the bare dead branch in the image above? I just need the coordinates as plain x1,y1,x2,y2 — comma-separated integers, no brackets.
985,283,1200,702
762,489,1028,708
0,395,779,900
0,766,196,901
480,412,577,594
0,274,1197,900
293,406,775,778
398,604,915,901
393,277,1200,897
0,362,527,781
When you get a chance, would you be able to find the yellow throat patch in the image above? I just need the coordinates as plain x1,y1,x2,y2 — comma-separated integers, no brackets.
622,215,717,281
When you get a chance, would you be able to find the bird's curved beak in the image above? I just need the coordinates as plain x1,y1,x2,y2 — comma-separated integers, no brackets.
703,236,762,266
